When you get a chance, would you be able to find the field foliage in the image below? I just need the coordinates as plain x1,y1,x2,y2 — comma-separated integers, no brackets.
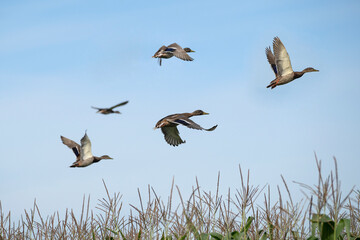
1,156,359,239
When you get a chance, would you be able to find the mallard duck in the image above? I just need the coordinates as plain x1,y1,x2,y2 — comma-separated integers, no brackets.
61,132,113,167
152,43,195,66
266,37,319,89
91,101,128,114
154,110,217,146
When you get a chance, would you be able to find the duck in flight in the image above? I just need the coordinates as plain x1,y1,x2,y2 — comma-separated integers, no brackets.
152,43,195,66
60,131,113,167
154,110,217,146
91,101,128,114
266,37,319,89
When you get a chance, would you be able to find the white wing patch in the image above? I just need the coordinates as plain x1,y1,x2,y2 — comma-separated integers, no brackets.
273,37,293,77
80,133,93,160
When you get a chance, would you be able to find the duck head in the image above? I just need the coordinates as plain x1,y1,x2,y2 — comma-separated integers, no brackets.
100,155,113,160
192,110,209,116
183,48,195,53
302,67,319,73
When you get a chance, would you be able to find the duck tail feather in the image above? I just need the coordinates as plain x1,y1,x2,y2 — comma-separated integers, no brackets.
205,125,218,131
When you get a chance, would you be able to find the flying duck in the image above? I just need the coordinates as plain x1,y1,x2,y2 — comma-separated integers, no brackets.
91,101,129,114
266,37,319,89
154,110,217,146
152,43,195,66
61,132,113,167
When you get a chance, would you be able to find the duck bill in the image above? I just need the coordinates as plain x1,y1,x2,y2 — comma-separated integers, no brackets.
203,112,209,115
190,50,195,52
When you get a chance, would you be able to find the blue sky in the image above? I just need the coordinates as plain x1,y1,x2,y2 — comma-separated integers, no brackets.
1,0,359,218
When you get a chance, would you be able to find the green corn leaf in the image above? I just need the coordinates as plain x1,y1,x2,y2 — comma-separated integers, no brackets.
342,218,352,239
210,232,223,240
259,232,268,240
185,215,200,239
231,231,242,240
311,220,318,237
334,219,347,239
223,232,230,240
137,229,142,240
268,223,274,240
119,229,127,240
92,230,96,240
311,214,332,223
320,220,335,240
199,233,210,240
310,214,333,239
306,236,319,240
241,217,254,234
106,228,118,235
178,234,187,240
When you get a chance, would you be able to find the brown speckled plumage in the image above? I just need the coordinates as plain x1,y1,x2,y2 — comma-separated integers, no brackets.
154,110,217,146
152,43,195,66
61,132,113,167
266,37,319,89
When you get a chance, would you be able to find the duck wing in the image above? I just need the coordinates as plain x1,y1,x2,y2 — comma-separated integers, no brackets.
61,136,81,157
167,43,193,61
166,43,182,51
265,47,278,77
109,101,129,110
273,37,293,76
91,106,103,110
153,45,167,57
171,118,218,131
80,132,93,160
161,126,185,146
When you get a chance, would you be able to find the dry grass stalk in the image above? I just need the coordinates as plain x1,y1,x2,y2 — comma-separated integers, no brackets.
0,157,358,239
